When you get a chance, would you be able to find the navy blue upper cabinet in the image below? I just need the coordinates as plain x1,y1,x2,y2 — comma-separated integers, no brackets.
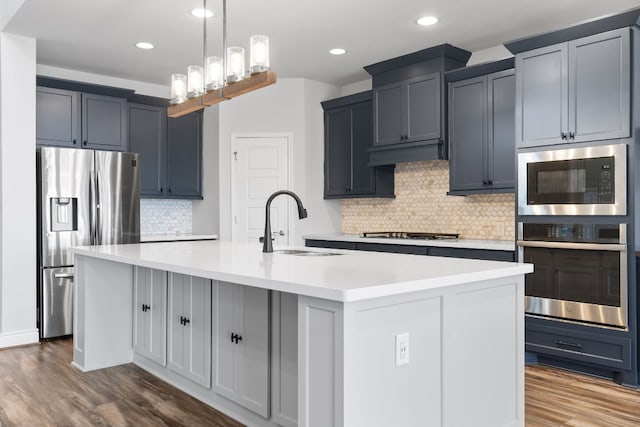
322,92,394,199
365,44,471,166
447,59,515,195
166,111,203,199
37,85,128,151
128,103,166,197
515,28,630,148
36,87,80,147
373,73,441,146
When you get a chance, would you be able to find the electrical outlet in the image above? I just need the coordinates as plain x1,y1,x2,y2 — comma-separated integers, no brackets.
396,333,409,366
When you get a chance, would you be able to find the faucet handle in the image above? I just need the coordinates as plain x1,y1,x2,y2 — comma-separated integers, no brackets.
259,236,275,243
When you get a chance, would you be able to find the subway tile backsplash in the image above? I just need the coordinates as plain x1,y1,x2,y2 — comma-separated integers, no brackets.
140,199,192,235
342,161,515,240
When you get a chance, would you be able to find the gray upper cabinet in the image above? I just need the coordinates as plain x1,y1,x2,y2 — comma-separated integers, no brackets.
448,60,515,195
37,86,128,151
128,103,203,199
128,103,166,197
166,112,203,199
36,87,80,147
322,92,394,199
81,93,128,151
516,28,630,148
373,73,441,146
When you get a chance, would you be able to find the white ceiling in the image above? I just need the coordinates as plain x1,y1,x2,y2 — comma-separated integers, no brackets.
5,0,640,89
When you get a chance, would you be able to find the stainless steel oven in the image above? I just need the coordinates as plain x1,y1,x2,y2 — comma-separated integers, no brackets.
517,222,627,328
518,144,626,215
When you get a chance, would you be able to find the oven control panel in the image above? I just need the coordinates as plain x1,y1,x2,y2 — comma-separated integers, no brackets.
522,223,620,244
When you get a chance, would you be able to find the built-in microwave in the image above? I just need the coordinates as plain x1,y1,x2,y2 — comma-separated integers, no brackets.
518,144,626,216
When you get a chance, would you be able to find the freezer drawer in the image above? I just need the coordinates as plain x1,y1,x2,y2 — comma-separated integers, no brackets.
41,267,74,339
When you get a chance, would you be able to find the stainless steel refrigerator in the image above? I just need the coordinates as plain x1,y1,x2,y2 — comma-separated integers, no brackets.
37,147,140,339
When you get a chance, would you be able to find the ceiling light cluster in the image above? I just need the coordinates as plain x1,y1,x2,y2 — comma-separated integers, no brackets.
329,48,347,56
167,0,276,118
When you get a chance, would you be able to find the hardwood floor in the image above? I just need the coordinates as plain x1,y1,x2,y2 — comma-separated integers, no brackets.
1,339,640,426
0,339,244,426
526,365,640,427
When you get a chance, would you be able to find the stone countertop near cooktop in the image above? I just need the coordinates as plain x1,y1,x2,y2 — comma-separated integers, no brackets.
302,233,515,251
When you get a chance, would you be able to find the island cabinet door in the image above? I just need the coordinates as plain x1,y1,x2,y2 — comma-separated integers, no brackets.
212,281,270,418
133,267,167,366
167,273,212,388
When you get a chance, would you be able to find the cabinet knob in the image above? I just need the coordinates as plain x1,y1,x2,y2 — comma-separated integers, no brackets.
160,187,163,193
168,188,172,194
73,139,77,145
83,140,88,146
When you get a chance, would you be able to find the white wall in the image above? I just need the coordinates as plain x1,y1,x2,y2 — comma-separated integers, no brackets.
0,0,26,30
217,78,342,244
341,79,372,96
192,105,220,234
0,32,38,347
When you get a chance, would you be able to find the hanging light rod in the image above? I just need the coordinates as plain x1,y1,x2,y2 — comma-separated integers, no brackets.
167,0,277,118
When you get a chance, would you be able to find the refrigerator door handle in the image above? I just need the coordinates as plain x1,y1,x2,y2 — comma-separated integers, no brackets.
53,273,74,281
95,172,101,244
89,171,96,245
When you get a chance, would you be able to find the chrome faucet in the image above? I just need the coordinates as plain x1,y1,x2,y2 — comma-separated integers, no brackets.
263,190,308,253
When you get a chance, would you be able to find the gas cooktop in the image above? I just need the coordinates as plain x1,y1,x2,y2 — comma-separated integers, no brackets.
361,232,460,240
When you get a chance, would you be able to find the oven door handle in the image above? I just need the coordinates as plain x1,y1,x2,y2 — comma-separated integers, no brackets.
517,240,626,252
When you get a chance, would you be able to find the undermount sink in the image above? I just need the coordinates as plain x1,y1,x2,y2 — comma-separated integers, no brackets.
273,249,342,257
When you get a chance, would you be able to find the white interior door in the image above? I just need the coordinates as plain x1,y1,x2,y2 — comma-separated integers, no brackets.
232,135,289,247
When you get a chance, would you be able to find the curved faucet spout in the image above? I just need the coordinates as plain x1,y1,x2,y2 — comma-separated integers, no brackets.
263,190,308,253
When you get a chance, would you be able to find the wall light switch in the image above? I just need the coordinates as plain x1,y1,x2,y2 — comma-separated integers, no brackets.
396,332,409,366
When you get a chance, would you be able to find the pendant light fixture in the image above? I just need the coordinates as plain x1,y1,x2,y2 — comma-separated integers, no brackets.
168,0,277,118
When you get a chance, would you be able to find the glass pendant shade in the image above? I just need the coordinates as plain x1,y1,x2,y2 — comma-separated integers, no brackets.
250,35,269,73
170,74,188,104
187,65,204,97
206,56,224,90
226,47,245,82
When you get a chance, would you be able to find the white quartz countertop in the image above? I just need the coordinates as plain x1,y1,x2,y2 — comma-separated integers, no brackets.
72,240,531,302
140,234,218,243
303,233,515,251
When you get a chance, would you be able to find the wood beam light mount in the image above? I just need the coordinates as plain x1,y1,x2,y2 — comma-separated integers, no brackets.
167,71,277,118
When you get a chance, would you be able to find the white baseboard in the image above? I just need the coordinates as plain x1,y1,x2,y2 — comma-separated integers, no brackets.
0,329,39,348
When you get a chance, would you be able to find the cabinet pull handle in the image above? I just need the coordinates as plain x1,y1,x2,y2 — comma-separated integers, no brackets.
569,132,575,140
160,187,163,193
561,132,567,140
83,140,88,146
142,304,150,312
487,179,493,185
482,180,487,185
168,188,172,193
230,332,243,344
73,139,77,145
180,316,190,325
555,340,582,350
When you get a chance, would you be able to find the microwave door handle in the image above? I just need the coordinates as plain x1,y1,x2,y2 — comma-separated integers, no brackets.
517,240,626,252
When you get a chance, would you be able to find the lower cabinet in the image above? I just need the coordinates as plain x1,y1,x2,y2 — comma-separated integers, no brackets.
133,267,167,365
305,239,515,261
212,281,270,418
167,272,212,388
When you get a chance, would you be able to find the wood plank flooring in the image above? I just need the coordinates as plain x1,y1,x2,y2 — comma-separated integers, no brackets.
0,339,244,426
1,339,640,426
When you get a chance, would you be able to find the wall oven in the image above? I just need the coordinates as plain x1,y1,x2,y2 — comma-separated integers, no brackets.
518,143,626,215
517,222,627,328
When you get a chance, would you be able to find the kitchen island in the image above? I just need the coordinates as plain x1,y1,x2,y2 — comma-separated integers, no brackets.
72,240,532,427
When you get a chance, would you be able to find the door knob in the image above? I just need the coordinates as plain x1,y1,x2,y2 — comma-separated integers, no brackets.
272,230,285,236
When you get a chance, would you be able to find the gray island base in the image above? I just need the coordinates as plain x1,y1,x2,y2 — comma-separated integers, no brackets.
71,240,532,427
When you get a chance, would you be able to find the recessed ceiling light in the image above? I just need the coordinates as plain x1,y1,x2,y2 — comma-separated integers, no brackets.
191,8,213,18
329,48,347,55
136,42,155,50
417,16,438,26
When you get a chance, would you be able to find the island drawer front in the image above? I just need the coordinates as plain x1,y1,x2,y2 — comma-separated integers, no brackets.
305,239,357,250
525,324,631,370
